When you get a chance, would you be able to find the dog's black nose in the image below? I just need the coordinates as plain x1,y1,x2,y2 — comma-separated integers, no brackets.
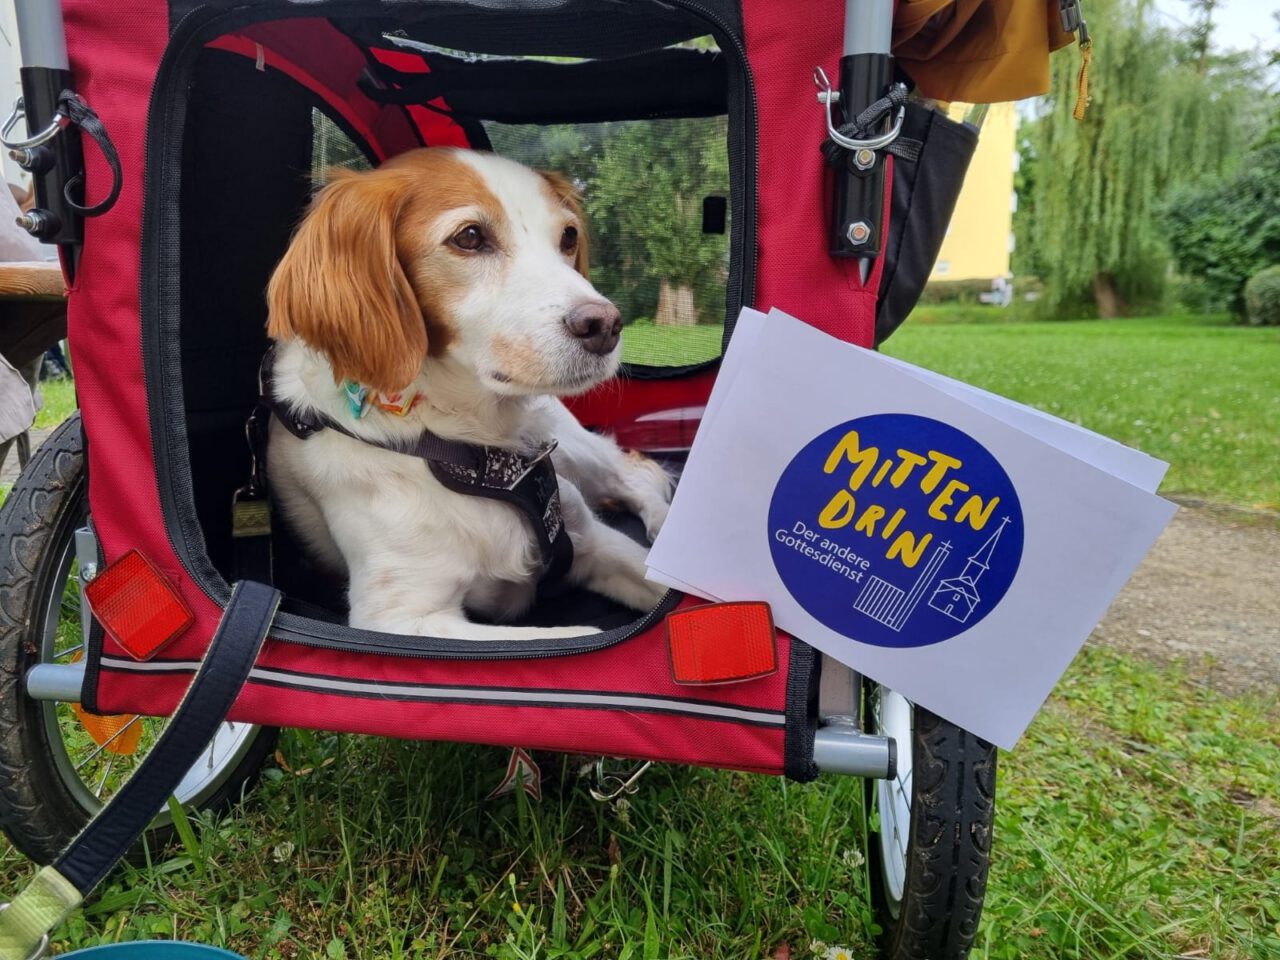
563,301,622,356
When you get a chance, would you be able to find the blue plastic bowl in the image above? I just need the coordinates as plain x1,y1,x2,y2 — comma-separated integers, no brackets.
62,945,244,959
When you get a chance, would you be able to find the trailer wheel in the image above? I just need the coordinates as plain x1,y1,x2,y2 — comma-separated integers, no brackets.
0,413,276,863
865,682,997,960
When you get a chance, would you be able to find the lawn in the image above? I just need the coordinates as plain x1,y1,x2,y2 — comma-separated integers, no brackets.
881,312,1280,510
3,648,1276,959
34,375,77,429
621,321,724,368
3,312,1278,958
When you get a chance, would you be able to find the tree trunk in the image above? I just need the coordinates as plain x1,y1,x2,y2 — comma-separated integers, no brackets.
1092,272,1127,318
655,280,698,326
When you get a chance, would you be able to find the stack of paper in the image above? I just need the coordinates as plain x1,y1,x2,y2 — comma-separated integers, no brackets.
646,308,1177,749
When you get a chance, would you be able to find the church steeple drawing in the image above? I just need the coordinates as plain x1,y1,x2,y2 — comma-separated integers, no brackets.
928,516,1012,624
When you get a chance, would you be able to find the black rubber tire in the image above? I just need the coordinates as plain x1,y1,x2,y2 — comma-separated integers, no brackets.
0,413,277,864
866,696,997,960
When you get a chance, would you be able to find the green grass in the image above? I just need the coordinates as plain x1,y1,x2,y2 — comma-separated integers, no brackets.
4,313,1279,956
621,321,724,368
3,647,1276,959
881,313,1280,510
34,376,77,430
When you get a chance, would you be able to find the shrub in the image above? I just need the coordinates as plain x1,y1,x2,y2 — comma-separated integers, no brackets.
1163,138,1280,318
918,278,995,306
1243,264,1280,326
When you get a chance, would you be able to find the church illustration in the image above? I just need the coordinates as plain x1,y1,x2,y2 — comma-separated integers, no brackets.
854,540,952,632
928,516,1012,624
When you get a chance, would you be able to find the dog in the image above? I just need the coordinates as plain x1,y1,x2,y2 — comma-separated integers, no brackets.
265,147,673,639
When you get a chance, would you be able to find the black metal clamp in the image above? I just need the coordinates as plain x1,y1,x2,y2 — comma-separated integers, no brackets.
818,0,902,273
4,0,122,281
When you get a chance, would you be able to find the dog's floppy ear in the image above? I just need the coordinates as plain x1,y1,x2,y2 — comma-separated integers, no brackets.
540,170,590,279
267,167,426,394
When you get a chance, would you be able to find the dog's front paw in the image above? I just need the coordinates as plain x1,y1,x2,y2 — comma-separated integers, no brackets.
637,576,670,610
641,498,670,542
623,450,674,540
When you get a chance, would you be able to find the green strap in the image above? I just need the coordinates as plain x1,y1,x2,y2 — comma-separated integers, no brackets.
0,866,81,960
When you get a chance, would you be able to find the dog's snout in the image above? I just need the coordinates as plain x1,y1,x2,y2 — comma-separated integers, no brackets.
563,301,622,356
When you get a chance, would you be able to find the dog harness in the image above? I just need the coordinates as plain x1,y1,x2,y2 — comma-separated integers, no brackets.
252,348,574,592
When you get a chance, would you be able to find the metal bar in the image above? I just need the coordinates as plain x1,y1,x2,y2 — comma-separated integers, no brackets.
12,0,83,262
75,526,99,650
844,0,893,57
14,0,69,71
817,653,861,728
25,661,85,702
31,658,896,776
814,726,896,779
829,0,896,265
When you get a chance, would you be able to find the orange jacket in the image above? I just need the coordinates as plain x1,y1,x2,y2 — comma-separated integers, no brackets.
893,0,1075,102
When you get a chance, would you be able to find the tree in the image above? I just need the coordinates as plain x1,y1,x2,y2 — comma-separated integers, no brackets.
1183,0,1220,75
1162,129,1280,318
587,118,729,325
487,116,730,327
1017,0,1263,317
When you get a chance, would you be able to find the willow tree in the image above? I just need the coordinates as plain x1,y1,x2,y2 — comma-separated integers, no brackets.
1020,0,1261,316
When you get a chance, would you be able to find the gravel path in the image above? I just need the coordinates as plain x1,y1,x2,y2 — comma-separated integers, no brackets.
1089,500,1280,697
0,426,53,487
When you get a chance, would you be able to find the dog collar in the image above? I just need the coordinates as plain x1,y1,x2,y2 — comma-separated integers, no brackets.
258,347,572,592
341,379,422,419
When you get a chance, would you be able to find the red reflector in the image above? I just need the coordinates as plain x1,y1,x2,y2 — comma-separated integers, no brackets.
83,550,194,661
666,601,778,686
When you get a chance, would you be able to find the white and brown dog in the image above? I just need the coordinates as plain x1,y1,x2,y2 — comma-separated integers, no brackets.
265,147,672,639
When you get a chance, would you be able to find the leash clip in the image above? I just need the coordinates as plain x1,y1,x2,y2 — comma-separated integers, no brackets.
0,902,52,960
589,758,652,802
0,97,68,151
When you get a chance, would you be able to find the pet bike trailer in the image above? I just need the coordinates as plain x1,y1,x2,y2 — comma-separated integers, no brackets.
0,1,1082,957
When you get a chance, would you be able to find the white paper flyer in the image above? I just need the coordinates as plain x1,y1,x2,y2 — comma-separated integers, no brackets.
646,308,1177,748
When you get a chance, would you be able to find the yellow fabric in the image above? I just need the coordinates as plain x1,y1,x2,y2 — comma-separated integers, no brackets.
0,866,81,960
1073,40,1093,120
892,0,1075,103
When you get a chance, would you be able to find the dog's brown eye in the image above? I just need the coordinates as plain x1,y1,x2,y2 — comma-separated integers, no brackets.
450,225,488,252
560,225,578,254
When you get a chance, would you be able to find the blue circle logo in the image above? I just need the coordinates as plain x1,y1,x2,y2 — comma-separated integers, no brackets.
767,414,1023,648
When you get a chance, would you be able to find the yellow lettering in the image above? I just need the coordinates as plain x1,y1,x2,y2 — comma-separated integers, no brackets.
872,459,894,487
920,451,963,494
928,478,970,521
881,507,907,539
887,531,932,568
819,490,856,528
854,504,886,536
823,429,879,491
890,450,928,488
956,495,1000,531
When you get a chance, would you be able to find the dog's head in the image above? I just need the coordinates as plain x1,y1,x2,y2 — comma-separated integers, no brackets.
267,148,620,397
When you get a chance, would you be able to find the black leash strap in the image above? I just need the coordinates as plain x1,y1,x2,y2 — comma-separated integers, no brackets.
57,90,122,218
55,581,281,894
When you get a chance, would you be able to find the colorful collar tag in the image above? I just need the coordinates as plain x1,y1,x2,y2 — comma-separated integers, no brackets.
342,380,370,418
341,381,422,419
373,390,421,417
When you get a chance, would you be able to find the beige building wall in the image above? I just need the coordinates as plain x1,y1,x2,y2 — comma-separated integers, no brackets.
928,101,1017,283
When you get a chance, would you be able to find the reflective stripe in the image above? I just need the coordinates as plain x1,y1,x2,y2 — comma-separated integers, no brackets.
98,658,786,727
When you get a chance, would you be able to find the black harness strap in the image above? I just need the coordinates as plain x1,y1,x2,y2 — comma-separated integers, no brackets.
256,349,574,592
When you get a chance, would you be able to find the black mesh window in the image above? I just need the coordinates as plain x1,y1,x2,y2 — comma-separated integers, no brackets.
487,117,729,370
312,109,374,176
